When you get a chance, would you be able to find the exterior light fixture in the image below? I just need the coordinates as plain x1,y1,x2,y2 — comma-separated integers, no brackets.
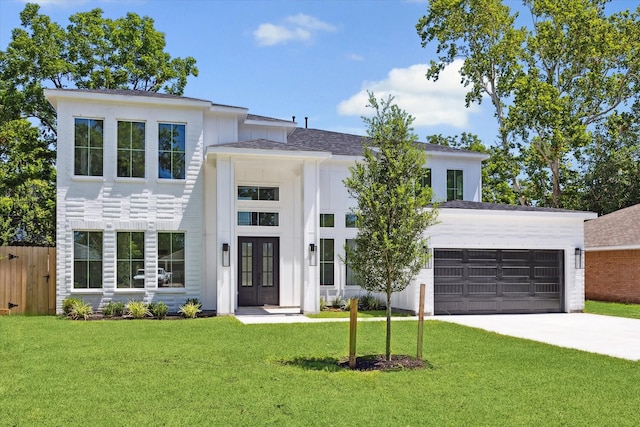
575,248,583,269
309,243,317,266
222,243,230,267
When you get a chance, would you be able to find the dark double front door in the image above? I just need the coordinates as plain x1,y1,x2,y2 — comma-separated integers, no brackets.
237,237,279,306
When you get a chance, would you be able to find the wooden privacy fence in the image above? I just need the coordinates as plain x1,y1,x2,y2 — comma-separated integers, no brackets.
0,246,56,315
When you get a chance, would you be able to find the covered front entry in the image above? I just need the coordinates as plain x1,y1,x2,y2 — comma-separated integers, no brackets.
434,249,564,314
237,237,280,306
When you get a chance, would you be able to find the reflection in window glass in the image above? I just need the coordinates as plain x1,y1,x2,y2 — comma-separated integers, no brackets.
345,239,361,286
157,232,185,287
320,239,334,286
158,123,185,179
117,121,145,178
237,212,279,226
74,118,103,176
117,232,145,288
345,213,357,228
447,169,463,201
74,231,103,288
237,186,279,201
320,214,334,227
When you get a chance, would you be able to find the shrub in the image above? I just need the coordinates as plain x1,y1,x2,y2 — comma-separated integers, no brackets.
319,297,327,311
359,294,382,311
68,300,93,320
150,301,168,319
178,302,201,319
102,301,125,318
330,296,344,309
184,298,202,308
342,298,355,311
62,297,81,315
127,300,151,319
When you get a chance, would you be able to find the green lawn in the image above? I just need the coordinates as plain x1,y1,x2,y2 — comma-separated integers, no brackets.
584,300,640,319
307,309,412,318
1,316,638,426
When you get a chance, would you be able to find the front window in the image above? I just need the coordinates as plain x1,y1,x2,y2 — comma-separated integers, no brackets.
420,168,432,188
447,169,463,201
117,232,145,288
237,212,279,226
73,231,103,288
117,121,145,178
237,186,279,201
345,213,357,228
74,118,103,176
320,214,334,227
157,232,185,288
158,123,185,179
345,239,361,286
320,238,334,286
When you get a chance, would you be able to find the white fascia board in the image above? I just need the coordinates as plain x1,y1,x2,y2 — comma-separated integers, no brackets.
44,88,211,110
427,150,490,161
210,105,248,115
244,119,297,129
206,146,332,161
438,207,597,221
586,245,640,252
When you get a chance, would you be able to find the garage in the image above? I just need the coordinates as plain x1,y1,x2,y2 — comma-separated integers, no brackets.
434,249,564,315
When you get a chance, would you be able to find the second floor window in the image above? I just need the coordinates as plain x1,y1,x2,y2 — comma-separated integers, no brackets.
447,169,463,201
117,121,145,178
320,214,334,227
74,118,103,176
158,123,185,179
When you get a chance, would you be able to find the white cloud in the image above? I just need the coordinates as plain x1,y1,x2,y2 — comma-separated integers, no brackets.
254,14,335,46
346,53,365,61
337,60,480,128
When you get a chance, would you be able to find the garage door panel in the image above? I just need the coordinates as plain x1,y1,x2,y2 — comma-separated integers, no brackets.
434,249,563,315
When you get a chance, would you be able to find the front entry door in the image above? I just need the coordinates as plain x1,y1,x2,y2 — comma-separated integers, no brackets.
237,237,279,306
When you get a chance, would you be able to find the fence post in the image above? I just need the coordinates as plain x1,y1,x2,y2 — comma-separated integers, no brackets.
417,283,426,360
349,298,358,369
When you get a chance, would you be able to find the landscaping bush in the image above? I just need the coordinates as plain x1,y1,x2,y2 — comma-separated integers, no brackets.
68,300,93,320
127,300,151,319
359,294,382,311
62,297,81,315
319,296,327,311
178,302,201,319
330,296,344,309
184,298,202,309
150,301,168,319
102,301,125,318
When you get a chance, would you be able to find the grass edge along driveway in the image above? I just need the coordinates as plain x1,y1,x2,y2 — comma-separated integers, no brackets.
1,316,638,426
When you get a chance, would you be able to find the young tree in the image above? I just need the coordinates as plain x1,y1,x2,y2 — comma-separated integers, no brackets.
344,93,438,361
0,3,198,244
417,0,640,208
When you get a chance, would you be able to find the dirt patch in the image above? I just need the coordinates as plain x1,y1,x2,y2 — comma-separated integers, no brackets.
339,354,429,371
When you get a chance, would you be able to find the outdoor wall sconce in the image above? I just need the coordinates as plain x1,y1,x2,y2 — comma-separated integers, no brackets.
222,243,230,267
575,248,583,269
309,243,317,266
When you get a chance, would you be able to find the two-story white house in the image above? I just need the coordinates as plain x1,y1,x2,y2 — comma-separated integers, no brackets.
45,88,596,316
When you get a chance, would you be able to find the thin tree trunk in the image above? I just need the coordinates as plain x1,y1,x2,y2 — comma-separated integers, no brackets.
386,290,392,361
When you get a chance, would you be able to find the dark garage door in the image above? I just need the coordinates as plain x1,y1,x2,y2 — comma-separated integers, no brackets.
434,249,563,314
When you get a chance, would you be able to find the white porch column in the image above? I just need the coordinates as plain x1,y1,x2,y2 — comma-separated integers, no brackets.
216,155,235,315
302,160,320,313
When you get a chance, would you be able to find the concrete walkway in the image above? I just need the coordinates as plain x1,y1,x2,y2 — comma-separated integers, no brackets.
234,308,640,361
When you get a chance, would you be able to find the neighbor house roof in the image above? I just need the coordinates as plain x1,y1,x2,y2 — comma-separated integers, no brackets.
437,200,587,213
585,204,640,249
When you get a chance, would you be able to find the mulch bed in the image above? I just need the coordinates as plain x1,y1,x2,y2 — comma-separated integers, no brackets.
339,354,428,371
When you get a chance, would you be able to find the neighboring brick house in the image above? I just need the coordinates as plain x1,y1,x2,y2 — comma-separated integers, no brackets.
585,204,640,304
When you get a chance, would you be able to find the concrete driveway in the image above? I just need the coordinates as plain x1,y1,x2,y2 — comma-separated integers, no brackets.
236,309,639,361
436,313,640,361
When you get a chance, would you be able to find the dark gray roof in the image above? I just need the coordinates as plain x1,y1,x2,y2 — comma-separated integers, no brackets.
288,128,484,157
48,88,242,109
437,200,587,213
214,139,321,152
246,114,295,124
585,203,640,248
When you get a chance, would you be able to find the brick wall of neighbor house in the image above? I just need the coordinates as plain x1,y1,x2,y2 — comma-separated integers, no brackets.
586,250,640,304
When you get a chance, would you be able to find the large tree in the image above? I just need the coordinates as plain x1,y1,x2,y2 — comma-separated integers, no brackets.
0,3,198,245
344,93,438,361
417,0,640,208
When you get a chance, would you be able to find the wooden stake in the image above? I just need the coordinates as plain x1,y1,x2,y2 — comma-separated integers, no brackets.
417,283,426,360
349,298,358,369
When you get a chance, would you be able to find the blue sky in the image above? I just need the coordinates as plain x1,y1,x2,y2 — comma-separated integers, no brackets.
0,0,632,145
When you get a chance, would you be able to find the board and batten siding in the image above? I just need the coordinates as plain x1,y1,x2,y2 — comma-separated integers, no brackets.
55,98,207,313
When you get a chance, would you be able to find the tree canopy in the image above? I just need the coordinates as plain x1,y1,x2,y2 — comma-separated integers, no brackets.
344,93,438,361
417,0,640,209
0,3,198,245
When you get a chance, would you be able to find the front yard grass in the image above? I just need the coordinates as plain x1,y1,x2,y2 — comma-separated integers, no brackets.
584,300,640,319
1,315,638,426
